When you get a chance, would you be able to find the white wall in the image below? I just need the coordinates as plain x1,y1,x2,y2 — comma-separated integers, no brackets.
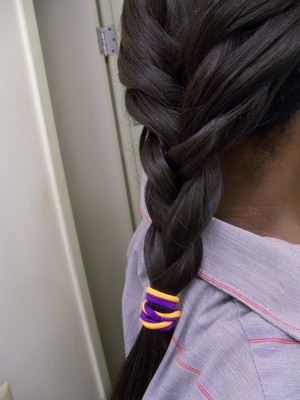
33,0,136,379
0,0,109,398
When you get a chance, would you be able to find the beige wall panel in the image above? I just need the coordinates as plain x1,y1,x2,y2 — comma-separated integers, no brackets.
98,0,143,227
33,0,134,379
0,0,108,398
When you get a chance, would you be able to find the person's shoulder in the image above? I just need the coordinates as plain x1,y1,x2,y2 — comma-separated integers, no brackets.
127,218,149,260
145,279,300,399
144,280,265,399
123,218,149,355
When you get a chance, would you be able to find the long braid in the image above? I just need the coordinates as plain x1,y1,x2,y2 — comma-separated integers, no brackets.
110,1,300,399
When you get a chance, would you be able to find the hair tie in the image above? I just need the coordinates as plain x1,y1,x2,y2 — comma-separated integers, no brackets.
140,287,181,332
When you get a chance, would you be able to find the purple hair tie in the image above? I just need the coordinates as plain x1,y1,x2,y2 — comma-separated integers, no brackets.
140,287,181,332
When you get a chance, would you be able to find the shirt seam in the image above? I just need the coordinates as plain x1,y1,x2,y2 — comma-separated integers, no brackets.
233,298,266,400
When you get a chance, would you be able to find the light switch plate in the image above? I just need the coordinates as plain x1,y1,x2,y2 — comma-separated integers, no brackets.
0,383,13,400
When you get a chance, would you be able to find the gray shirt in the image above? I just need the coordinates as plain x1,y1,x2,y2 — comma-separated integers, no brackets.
123,192,300,399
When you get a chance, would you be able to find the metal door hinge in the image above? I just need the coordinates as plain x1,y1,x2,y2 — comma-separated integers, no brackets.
97,25,118,56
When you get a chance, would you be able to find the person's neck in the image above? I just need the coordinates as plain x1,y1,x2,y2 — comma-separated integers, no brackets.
215,116,300,246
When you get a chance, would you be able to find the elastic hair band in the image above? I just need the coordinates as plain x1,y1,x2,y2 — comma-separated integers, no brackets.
140,287,181,332
147,287,180,303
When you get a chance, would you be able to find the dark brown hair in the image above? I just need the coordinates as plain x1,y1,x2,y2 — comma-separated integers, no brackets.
110,1,300,399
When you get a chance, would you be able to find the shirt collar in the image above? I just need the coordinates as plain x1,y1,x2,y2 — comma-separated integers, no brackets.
200,217,300,341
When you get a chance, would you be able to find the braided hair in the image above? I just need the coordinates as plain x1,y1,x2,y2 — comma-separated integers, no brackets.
110,1,300,399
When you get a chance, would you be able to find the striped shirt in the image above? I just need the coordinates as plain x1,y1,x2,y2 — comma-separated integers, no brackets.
123,183,300,399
